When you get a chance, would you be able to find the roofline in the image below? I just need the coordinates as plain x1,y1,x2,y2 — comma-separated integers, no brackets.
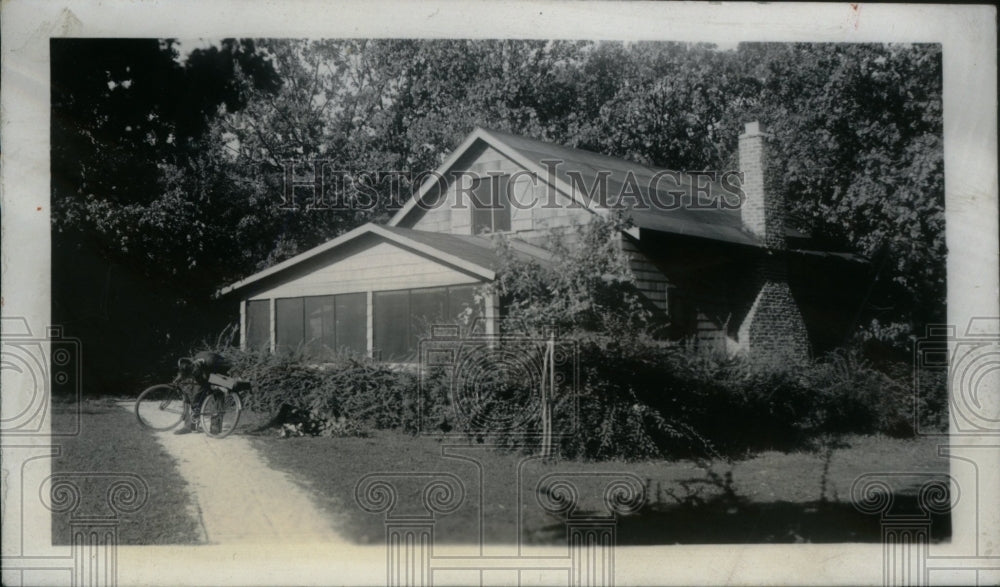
387,127,607,227
216,223,495,297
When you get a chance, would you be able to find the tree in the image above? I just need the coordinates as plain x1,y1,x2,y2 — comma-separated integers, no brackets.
51,38,281,391
733,43,945,333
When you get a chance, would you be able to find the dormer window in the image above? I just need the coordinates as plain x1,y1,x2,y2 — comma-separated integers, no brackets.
470,173,511,234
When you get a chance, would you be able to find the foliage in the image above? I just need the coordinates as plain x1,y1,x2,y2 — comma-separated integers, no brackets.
560,341,944,460
187,314,946,455
736,44,945,330
485,214,660,338
200,344,452,438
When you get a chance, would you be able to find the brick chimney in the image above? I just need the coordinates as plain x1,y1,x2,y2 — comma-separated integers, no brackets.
738,121,786,249
734,121,810,362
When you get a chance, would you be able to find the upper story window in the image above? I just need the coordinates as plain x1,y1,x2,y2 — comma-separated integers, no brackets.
470,174,511,234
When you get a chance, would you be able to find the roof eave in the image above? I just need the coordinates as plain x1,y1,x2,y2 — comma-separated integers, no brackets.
216,223,377,297
216,223,495,298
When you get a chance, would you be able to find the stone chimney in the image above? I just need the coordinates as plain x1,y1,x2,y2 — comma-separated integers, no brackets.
738,121,786,249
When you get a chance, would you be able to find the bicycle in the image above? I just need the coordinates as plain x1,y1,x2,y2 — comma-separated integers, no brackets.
134,357,246,438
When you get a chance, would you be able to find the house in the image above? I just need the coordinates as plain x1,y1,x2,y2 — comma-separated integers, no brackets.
219,122,867,363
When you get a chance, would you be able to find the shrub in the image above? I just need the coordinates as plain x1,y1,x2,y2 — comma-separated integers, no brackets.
190,344,424,437
484,336,937,460
558,337,716,460
187,316,943,455
229,348,328,415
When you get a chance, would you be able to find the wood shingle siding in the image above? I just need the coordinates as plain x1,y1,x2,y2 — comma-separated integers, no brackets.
621,236,668,311
410,141,593,238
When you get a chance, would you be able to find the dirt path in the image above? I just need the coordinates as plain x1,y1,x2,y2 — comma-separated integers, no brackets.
122,402,347,545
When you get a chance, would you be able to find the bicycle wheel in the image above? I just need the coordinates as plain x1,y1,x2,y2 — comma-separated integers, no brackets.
199,390,242,438
135,384,187,430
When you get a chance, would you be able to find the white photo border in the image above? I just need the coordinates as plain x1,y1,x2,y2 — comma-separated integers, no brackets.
2,1,997,585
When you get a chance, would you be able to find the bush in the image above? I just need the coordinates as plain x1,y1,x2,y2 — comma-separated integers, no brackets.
558,337,717,460
228,348,327,415
520,337,939,460
550,337,819,460
473,216,943,459
188,324,946,456
190,344,424,437
913,365,948,433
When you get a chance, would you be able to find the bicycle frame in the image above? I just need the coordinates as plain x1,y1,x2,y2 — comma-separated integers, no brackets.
135,356,246,436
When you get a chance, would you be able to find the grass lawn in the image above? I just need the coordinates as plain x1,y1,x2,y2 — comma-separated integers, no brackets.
252,431,951,546
50,397,203,545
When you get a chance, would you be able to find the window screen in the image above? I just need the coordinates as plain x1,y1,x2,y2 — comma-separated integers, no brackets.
447,285,480,334
372,285,484,362
374,290,410,362
245,300,271,351
470,174,511,234
471,176,493,235
304,296,335,359
335,292,367,355
410,287,449,348
275,297,305,354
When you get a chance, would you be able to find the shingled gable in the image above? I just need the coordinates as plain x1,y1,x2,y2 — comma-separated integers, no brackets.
388,127,612,230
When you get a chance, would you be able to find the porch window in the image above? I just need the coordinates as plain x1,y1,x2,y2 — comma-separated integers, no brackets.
276,297,305,354
335,293,367,356
373,284,482,362
470,174,511,234
373,290,410,362
245,299,271,351
304,296,335,356
275,292,367,358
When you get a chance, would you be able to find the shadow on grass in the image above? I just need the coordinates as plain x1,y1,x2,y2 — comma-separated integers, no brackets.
606,494,950,544
536,467,951,545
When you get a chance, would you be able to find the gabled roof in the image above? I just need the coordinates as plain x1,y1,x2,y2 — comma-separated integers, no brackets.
390,127,807,247
223,130,861,298
218,224,551,297
389,127,611,228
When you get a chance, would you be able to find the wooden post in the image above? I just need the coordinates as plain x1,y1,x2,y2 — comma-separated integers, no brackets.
366,290,375,359
239,299,247,350
485,290,499,348
268,298,276,353
540,332,555,458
